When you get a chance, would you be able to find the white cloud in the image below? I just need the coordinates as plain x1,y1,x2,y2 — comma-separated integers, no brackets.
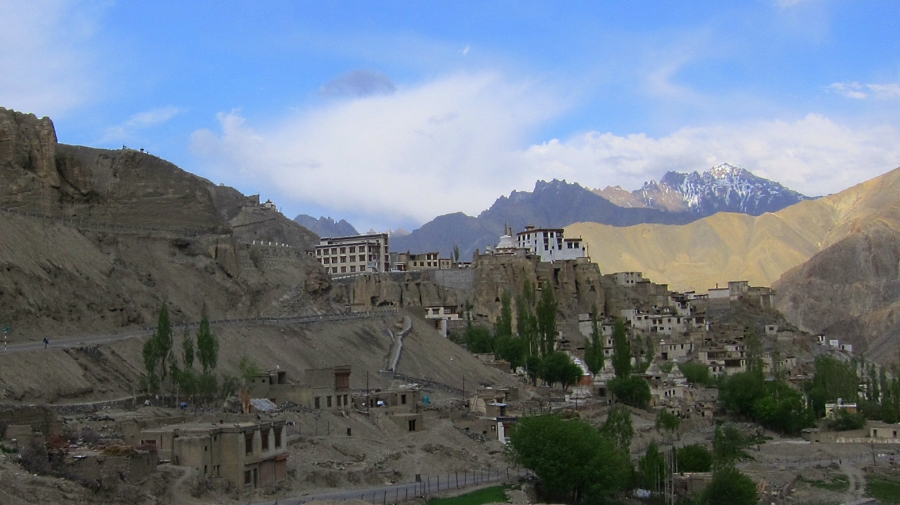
829,80,900,100
191,72,562,228
522,114,900,198
461,46,471,56
102,106,182,142
867,83,900,100
0,1,102,117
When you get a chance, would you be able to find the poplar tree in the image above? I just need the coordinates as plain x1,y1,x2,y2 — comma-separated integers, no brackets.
611,318,631,379
196,311,218,374
535,281,557,356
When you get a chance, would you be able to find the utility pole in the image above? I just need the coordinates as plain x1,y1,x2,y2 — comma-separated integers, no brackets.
1,325,9,352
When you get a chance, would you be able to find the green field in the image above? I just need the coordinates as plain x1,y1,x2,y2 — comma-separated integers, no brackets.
428,486,510,505
804,474,849,492
866,474,900,504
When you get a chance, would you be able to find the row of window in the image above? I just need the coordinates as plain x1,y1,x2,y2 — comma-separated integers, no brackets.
330,265,365,273
321,255,372,264
244,428,283,455
316,245,371,255
314,394,350,409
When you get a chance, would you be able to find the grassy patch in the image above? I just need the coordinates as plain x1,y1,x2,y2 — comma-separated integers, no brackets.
804,474,849,492
866,474,900,504
428,486,509,505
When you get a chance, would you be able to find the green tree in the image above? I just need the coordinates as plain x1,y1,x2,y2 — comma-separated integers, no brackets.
678,361,712,386
526,355,543,386
640,337,654,373
154,304,174,386
826,408,867,431
141,304,175,394
239,355,260,385
464,324,494,353
142,337,160,394
516,280,538,357
719,370,766,416
600,405,634,451
494,291,513,340
609,376,651,408
638,441,667,492
541,352,583,392
868,363,880,403
752,380,813,435
713,424,752,470
676,444,712,472
195,311,218,375
494,335,525,371
655,410,680,436
611,318,631,379
181,328,195,370
535,282,558,356
805,355,859,417
508,414,631,503
452,244,460,264
702,467,757,505
583,306,605,376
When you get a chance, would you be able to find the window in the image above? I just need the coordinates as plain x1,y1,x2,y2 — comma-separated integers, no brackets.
315,397,320,409
245,470,252,485
341,266,346,273
408,419,416,431
401,394,407,405
340,247,346,253
349,246,355,253
360,265,366,272
245,433,254,454
331,267,337,273
350,266,356,272
261,428,269,451
327,396,333,408
275,427,282,448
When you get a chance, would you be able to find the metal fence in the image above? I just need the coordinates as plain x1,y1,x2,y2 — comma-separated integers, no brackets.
250,467,529,505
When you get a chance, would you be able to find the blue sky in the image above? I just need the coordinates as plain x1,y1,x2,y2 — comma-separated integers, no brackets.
2,0,899,232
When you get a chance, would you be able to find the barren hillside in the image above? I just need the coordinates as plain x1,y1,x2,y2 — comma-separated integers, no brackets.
0,107,330,343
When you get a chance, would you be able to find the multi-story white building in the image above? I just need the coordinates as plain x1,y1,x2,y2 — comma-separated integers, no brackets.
314,233,389,275
515,226,586,262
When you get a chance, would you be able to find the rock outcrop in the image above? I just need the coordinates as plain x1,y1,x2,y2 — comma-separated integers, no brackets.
0,107,330,342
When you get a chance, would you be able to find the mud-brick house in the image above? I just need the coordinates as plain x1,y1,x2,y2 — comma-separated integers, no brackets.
869,422,900,441
140,420,288,489
248,365,352,411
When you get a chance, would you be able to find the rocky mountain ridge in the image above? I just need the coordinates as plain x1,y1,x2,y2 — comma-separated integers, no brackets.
597,163,812,216
293,214,359,238
393,166,809,261
392,179,694,260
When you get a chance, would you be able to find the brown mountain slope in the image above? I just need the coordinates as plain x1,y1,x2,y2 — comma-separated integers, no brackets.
0,107,330,342
567,165,900,292
774,224,900,364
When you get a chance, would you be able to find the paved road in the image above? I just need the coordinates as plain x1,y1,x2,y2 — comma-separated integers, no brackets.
0,311,398,354
247,468,527,505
